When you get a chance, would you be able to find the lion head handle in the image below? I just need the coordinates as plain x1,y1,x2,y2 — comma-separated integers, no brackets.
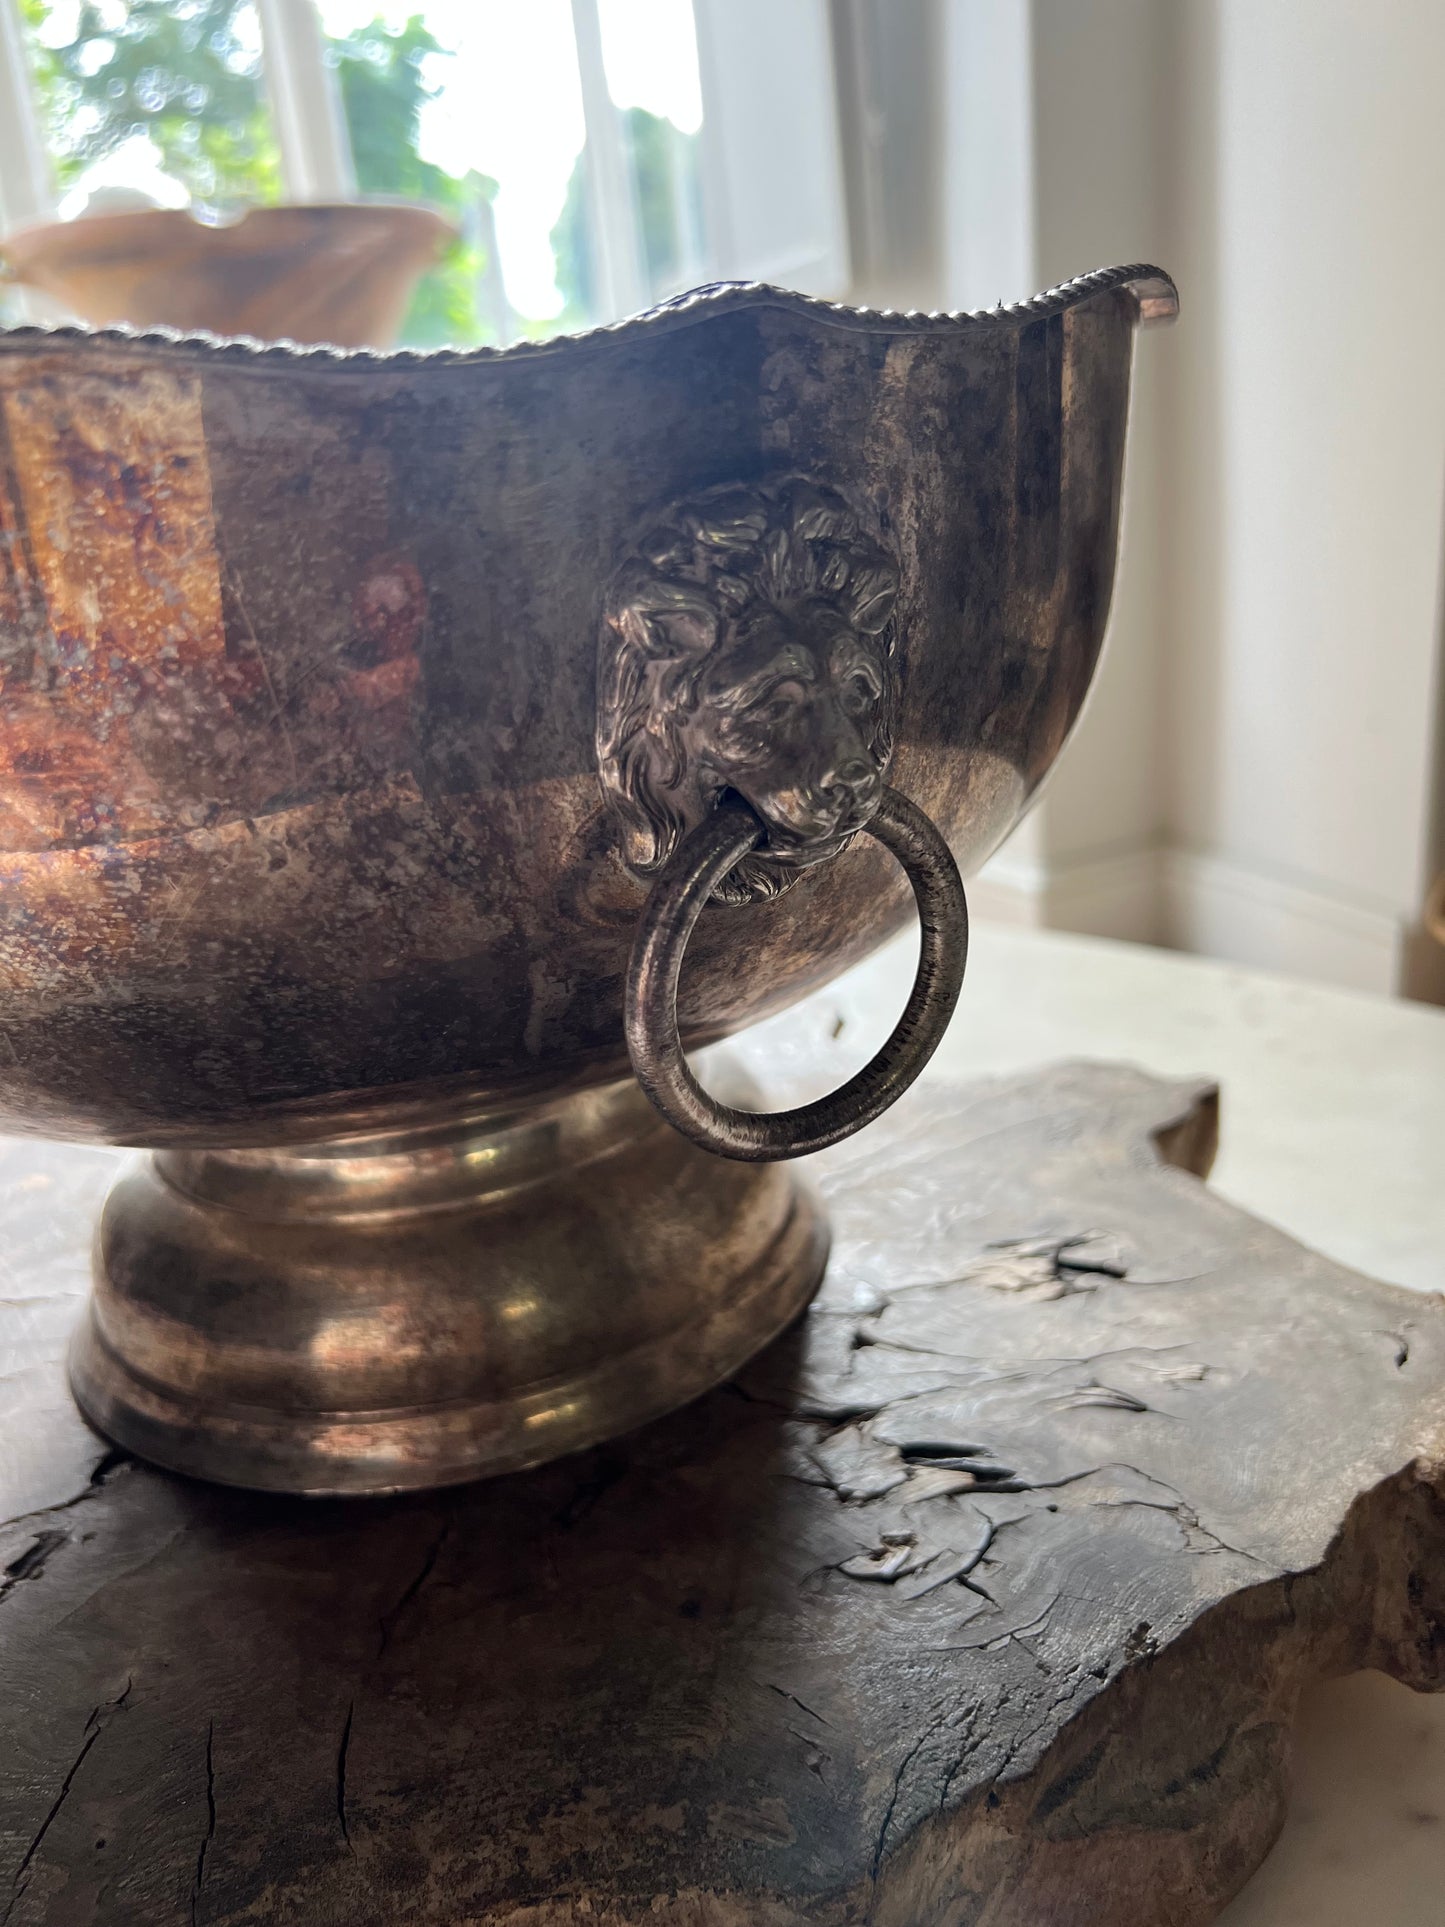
596,476,900,906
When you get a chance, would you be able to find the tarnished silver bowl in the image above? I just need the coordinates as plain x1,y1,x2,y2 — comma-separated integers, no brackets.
0,265,1175,1491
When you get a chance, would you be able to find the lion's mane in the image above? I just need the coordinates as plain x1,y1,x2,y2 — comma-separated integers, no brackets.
596,477,899,905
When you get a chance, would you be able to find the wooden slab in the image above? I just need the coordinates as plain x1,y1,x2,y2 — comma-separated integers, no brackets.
1,1063,1442,1926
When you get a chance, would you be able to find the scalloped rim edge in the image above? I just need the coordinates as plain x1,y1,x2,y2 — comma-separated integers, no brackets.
0,263,1176,372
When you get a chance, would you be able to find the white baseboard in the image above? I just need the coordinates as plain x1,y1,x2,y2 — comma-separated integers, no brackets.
971,842,1163,943
1160,849,1405,996
972,840,1406,995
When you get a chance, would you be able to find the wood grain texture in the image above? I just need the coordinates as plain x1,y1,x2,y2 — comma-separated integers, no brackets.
1,1061,1442,1925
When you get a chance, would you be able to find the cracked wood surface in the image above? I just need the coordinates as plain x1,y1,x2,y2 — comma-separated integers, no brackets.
1,1061,1443,1925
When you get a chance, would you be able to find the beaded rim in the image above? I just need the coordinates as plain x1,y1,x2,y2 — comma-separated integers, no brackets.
0,263,1177,374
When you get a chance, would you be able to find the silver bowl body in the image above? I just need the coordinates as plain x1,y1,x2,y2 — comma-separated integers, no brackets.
0,268,1176,1489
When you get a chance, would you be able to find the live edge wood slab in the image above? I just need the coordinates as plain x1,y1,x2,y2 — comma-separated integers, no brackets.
1,1062,1443,1927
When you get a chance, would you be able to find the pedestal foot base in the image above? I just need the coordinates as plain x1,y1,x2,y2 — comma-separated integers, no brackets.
69,1071,827,1494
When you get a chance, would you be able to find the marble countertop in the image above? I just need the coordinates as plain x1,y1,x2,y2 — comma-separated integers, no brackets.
737,921,1445,1925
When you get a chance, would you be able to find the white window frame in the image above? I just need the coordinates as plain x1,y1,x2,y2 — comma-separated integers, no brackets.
0,0,849,328
0,0,52,236
253,0,354,204
570,0,650,322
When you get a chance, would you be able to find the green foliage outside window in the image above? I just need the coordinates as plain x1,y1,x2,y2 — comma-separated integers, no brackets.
19,1,503,348
326,15,500,348
21,0,282,206
550,105,702,326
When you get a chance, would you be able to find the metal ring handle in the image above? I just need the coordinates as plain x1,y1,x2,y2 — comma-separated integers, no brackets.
624,787,969,1161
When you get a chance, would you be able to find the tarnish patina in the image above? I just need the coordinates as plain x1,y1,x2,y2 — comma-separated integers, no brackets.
0,266,1177,1490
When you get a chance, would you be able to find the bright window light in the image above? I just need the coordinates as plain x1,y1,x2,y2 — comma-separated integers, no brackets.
597,0,702,135
316,0,586,322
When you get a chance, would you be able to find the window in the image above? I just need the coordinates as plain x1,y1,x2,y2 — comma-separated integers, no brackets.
23,0,283,215
0,0,848,345
309,0,709,346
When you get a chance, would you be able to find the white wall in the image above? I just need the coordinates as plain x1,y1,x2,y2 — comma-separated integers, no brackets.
886,0,1445,997
1160,0,1445,994
981,0,1175,942
930,0,1178,945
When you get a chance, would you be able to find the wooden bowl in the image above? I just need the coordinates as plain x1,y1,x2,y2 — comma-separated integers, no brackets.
1,202,454,348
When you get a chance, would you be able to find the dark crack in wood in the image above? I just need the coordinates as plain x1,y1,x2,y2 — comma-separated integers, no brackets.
0,1528,67,1606
5,1677,131,1925
190,1719,216,1926
377,1518,451,1659
335,1702,354,1852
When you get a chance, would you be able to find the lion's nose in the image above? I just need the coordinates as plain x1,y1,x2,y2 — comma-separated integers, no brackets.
824,755,882,801
822,758,883,822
